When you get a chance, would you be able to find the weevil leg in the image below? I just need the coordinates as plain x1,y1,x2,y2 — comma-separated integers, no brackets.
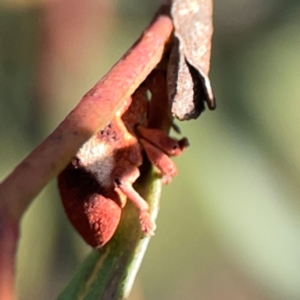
113,166,156,236
139,138,178,184
137,125,189,156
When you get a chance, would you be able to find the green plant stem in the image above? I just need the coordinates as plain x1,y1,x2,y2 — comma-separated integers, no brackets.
58,167,162,300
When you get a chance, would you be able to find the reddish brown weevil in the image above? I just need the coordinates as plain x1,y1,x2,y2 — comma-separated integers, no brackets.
58,0,215,248
58,72,188,248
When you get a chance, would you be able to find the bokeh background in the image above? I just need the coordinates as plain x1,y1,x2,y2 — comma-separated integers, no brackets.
1,0,300,299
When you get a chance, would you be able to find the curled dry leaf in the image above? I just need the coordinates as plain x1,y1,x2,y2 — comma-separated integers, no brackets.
168,0,215,120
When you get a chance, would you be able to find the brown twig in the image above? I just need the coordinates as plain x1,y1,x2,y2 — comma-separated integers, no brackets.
0,11,173,300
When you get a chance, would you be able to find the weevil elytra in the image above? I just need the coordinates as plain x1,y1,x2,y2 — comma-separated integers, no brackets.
58,71,188,248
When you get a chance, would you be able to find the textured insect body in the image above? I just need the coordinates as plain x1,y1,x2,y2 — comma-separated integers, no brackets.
58,79,188,248
58,0,215,249
168,0,215,120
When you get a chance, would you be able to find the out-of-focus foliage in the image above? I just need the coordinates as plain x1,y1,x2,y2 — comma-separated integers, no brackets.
1,0,300,299
0,0,44,9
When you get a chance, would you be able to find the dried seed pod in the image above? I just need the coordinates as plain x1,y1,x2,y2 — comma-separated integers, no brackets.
168,0,215,120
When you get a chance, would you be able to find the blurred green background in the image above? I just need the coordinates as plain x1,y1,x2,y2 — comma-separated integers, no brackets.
1,0,300,299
